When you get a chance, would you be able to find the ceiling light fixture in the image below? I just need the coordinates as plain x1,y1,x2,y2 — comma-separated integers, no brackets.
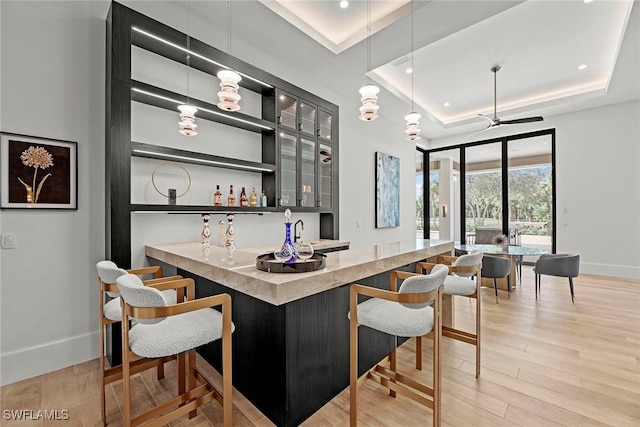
340,1,349,9
444,102,450,107
178,5,198,137
578,64,587,70
404,0,421,141
359,0,380,121
405,67,413,74
217,0,242,112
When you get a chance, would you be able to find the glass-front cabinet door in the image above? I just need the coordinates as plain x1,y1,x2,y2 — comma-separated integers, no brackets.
318,108,332,141
300,137,316,208
279,131,297,207
278,93,297,130
318,142,332,209
299,100,316,135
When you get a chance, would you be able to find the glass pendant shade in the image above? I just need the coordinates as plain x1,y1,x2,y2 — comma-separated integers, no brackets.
359,84,380,121
217,69,242,112
404,111,421,141
178,104,198,136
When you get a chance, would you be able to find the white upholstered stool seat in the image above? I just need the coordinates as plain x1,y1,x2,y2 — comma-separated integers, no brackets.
103,289,177,322
355,299,434,337
349,265,448,426
443,275,477,296
129,308,232,358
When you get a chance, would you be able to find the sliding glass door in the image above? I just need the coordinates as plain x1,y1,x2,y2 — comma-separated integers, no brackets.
465,142,503,245
424,129,556,254
507,134,554,260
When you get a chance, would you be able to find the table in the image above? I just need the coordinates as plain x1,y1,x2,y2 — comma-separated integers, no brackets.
455,244,549,290
146,239,453,427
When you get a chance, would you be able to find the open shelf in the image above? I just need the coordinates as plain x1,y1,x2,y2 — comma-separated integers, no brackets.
131,141,276,173
131,204,280,213
131,80,276,134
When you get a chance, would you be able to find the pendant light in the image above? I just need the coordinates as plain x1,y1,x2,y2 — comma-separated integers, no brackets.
404,0,421,141
178,25,198,136
217,0,242,112
359,0,380,121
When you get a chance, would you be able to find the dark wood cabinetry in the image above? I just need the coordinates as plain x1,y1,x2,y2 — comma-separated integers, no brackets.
106,1,339,268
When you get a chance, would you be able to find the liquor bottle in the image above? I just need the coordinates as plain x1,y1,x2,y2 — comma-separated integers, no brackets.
249,187,258,207
261,190,267,207
240,186,249,207
214,185,223,206
228,185,235,206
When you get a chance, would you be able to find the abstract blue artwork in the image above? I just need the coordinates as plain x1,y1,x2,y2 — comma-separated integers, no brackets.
375,152,400,228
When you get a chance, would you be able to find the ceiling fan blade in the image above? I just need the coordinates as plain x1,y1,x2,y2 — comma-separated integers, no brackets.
466,123,494,140
478,114,497,126
499,116,544,125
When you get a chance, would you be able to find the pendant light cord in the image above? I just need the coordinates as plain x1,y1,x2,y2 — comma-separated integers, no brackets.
186,1,191,104
367,0,371,85
410,0,414,111
227,0,232,55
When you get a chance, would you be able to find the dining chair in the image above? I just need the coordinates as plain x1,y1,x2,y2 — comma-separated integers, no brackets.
534,253,580,302
349,265,448,426
480,255,511,303
116,274,234,427
96,261,180,426
416,250,483,377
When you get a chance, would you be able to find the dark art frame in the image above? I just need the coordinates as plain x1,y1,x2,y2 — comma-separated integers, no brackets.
0,133,78,210
375,151,400,228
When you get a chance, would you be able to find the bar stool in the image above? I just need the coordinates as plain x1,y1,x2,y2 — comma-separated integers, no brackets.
349,264,448,426
96,261,180,426
116,274,233,427
417,250,483,378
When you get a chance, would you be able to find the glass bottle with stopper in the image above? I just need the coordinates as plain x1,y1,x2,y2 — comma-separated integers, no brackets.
201,214,211,245
275,209,299,263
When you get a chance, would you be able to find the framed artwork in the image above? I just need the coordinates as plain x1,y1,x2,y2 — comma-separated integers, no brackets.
1,133,77,209
375,152,400,228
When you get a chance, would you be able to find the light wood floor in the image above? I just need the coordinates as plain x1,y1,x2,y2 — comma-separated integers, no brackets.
2,267,639,426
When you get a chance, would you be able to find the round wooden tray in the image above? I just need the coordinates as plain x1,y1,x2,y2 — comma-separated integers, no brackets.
256,253,327,273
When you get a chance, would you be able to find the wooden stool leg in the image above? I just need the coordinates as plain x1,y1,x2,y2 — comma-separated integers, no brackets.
415,336,422,370
188,349,197,419
494,278,499,304
157,361,165,380
177,353,186,397
475,294,481,379
121,316,132,427
100,322,107,426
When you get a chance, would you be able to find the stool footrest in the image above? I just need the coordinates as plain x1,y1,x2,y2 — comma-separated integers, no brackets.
443,326,477,345
367,364,435,409
131,382,214,427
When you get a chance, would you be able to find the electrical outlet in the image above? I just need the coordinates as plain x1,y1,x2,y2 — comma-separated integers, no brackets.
1,233,16,249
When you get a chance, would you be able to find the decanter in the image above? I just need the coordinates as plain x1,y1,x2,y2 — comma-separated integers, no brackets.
277,209,299,263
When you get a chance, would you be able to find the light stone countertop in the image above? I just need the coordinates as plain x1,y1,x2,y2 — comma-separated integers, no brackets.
145,239,453,306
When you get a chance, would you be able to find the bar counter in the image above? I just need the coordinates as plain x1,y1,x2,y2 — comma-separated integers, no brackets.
145,239,453,427
146,239,452,305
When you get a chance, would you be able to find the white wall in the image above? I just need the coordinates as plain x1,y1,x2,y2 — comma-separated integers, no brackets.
429,100,640,280
0,1,109,385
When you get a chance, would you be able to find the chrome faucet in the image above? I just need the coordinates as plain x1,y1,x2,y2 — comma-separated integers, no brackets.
294,219,304,243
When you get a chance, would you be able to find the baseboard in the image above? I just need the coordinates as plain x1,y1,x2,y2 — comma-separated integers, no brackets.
0,331,98,386
580,262,640,280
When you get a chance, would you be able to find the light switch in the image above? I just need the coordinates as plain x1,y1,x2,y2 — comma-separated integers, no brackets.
1,233,16,249
356,221,362,228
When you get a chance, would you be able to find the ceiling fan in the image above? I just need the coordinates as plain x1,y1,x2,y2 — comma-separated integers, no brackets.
476,65,543,132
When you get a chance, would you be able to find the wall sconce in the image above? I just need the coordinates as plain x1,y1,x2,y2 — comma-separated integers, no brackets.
442,205,447,218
